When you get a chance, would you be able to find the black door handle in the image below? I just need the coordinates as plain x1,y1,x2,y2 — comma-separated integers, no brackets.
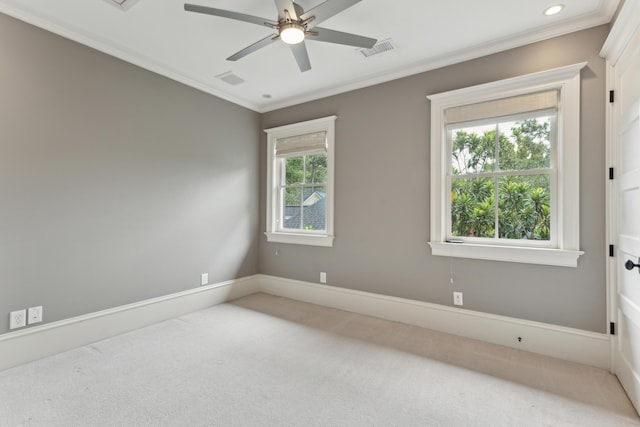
625,258,640,272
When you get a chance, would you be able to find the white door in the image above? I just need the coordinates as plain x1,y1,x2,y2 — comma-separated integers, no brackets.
607,1,640,413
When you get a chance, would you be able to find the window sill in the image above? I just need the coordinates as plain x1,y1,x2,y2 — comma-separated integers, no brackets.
265,232,334,247
429,242,584,267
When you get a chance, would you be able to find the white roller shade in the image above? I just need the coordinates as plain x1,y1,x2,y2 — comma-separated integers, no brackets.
445,90,558,125
275,131,327,157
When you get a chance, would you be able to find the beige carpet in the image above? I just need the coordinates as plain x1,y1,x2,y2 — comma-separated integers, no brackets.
0,293,638,426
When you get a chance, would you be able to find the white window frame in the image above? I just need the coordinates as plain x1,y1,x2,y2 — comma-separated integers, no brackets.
427,63,586,267
265,116,336,247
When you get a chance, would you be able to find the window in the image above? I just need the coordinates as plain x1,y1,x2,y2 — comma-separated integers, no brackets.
427,63,586,267
265,116,336,247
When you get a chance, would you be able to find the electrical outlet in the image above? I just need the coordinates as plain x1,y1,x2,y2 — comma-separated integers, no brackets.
9,309,27,329
320,272,327,284
453,291,463,306
28,306,43,325
201,273,209,286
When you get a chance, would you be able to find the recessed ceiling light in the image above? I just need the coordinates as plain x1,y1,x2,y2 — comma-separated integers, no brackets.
544,4,564,16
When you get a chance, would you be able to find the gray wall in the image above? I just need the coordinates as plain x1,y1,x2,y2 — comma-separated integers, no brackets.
0,12,609,336
0,14,260,334
259,26,609,333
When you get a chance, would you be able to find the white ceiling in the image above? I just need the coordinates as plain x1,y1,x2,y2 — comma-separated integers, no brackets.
0,0,619,112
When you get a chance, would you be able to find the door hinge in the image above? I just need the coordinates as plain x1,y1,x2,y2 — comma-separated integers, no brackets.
609,167,614,180
610,244,615,257
610,90,615,103
610,322,616,335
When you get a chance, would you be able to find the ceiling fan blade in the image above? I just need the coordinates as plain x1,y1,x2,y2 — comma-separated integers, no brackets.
274,0,298,21
289,41,312,72
184,4,278,28
227,35,280,61
300,0,363,28
309,27,376,48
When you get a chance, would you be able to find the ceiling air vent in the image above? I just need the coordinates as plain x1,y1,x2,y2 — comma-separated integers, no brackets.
359,39,396,58
215,71,245,86
103,0,141,11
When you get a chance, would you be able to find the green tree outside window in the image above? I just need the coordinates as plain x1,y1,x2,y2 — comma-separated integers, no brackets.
450,117,552,241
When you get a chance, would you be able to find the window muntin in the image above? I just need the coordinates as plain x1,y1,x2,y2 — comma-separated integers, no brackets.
265,116,336,247
447,112,556,246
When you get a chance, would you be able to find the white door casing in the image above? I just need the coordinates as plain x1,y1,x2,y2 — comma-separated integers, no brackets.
602,0,640,414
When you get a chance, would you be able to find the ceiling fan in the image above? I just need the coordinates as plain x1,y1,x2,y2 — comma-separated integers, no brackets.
184,0,377,72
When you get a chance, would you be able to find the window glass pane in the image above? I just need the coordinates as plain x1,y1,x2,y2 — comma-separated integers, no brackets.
285,157,304,185
305,154,327,184
498,116,552,172
285,154,328,185
450,124,496,175
283,188,302,229
302,186,326,231
451,177,495,238
498,175,550,240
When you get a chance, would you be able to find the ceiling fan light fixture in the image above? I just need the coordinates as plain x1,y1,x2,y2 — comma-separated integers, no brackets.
280,23,305,45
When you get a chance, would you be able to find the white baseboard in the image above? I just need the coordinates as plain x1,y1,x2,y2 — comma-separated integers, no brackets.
257,274,611,369
0,273,610,372
0,276,260,372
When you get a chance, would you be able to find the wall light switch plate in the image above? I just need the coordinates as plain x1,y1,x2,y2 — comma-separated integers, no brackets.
201,273,209,286
28,306,43,324
9,309,27,329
